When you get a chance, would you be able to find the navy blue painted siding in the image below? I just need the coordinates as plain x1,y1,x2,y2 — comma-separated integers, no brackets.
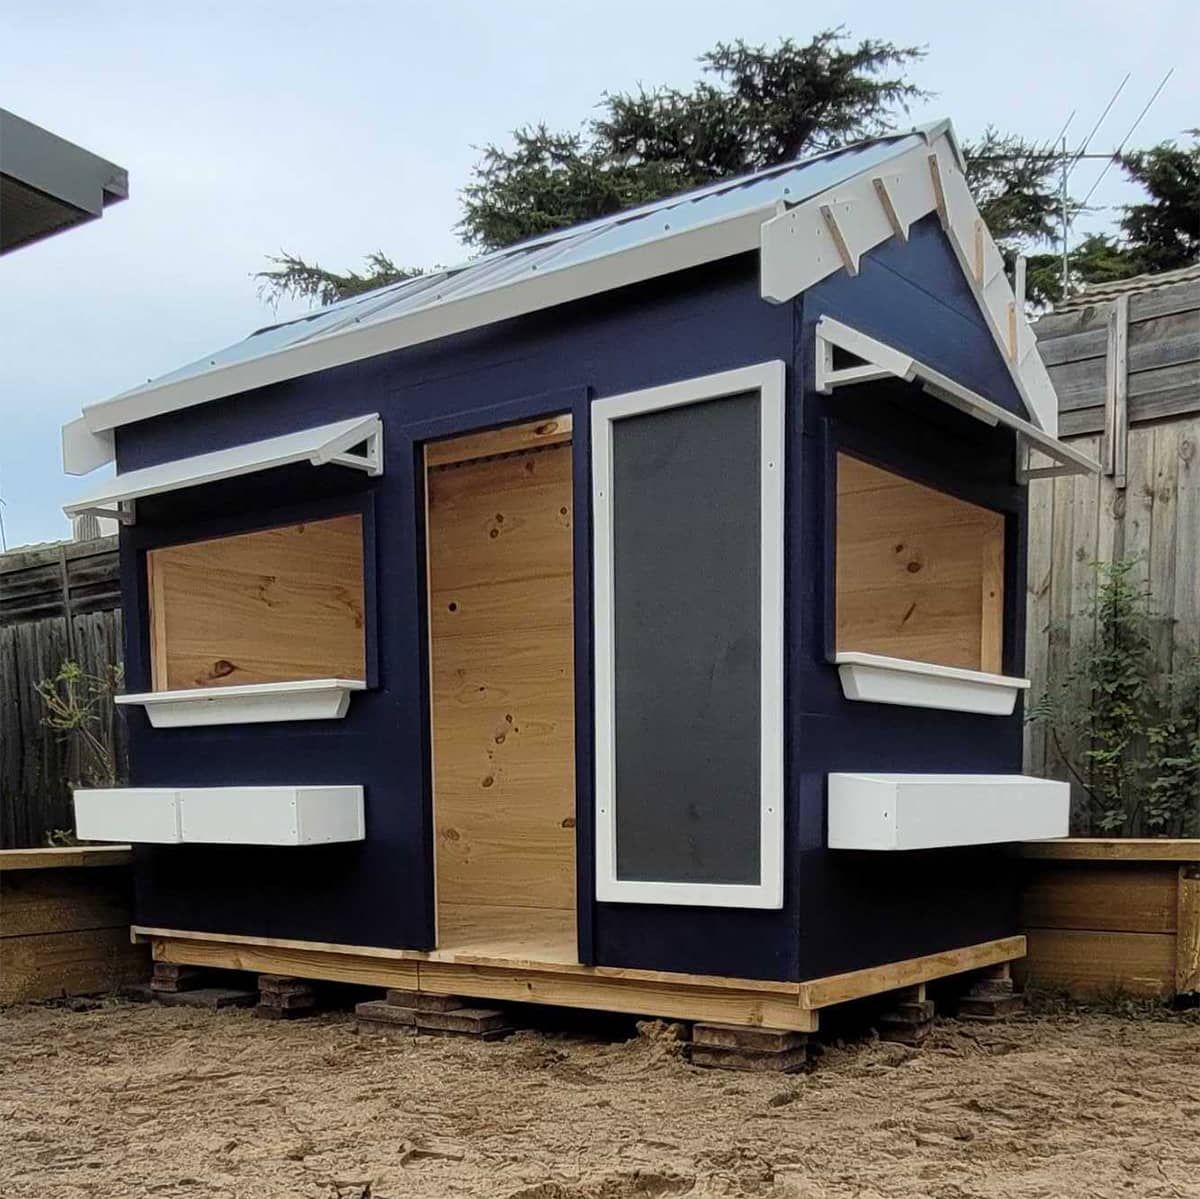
117,221,1031,983
785,213,1029,980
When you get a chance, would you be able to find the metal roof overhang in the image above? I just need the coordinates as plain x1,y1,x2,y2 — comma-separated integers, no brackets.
814,317,1099,480
0,109,128,254
62,414,382,524
60,120,1064,476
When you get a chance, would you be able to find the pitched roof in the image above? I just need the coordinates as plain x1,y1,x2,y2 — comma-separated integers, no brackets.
63,119,1065,470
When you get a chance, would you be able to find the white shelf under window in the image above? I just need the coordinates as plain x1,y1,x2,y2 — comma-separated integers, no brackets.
834,652,1029,716
115,679,366,728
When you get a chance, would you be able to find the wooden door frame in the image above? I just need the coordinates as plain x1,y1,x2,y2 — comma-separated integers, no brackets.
401,385,595,963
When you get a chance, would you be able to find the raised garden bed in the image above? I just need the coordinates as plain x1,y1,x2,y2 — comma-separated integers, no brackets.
1019,839,1200,1000
0,846,149,1003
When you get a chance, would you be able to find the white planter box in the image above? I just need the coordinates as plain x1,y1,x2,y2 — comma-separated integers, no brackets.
73,786,364,846
828,773,1069,851
834,652,1029,716
75,788,182,844
115,679,366,728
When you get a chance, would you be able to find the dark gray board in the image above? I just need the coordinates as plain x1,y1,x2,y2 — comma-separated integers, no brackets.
610,391,762,885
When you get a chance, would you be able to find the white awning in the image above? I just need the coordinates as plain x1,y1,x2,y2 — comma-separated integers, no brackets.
814,317,1099,479
63,414,382,523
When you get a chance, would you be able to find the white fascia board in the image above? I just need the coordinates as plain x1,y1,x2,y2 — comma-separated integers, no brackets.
74,207,772,446
759,130,1060,435
63,417,116,476
814,317,1099,478
61,414,382,520
828,773,1069,851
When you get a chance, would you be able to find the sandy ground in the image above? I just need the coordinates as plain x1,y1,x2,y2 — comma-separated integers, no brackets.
1,996,1198,1199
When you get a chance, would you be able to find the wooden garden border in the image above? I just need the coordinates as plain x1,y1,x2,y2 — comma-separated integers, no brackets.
0,846,147,1003
1020,839,1200,999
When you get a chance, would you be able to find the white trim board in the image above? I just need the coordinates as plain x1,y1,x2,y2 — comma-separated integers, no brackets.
828,773,1069,851
813,317,1099,479
835,653,1029,716
62,414,382,522
116,679,367,728
591,361,785,909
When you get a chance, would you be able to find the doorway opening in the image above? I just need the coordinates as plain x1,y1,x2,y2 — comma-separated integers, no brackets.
424,415,577,966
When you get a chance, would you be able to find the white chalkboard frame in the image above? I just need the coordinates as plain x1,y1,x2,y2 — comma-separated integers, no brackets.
591,361,785,909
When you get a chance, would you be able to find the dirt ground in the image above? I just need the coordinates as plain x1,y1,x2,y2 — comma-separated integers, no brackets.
1,996,1198,1199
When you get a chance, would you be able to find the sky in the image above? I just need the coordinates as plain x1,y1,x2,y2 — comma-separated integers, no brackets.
1,0,1196,549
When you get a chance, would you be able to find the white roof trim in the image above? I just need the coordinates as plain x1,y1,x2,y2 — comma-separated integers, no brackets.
814,317,1098,479
60,121,1056,476
70,205,774,451
761,131,1059,435
63,414,382,523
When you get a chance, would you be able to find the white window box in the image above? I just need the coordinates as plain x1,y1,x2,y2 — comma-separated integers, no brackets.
834,652,1029,716
73,785,365,846
115,679,366,728
828,773,1069,851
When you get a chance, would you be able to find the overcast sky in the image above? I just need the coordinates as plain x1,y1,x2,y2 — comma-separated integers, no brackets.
1,0,1196,548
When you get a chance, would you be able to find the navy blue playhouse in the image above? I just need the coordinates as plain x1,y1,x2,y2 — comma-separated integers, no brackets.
63,121,1089,1033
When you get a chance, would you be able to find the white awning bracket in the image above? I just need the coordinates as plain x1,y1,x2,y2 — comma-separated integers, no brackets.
814,317,1098,480
62,414,382,523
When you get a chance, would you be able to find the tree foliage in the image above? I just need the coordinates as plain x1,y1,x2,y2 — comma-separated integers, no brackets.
1028,560,1200,837
458,32,927,251
255,39,1197,311
257,251,420,308
1117,136,1200,274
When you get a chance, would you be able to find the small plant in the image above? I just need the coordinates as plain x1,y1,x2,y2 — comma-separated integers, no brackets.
1028,559,1200,836
35,660,124,789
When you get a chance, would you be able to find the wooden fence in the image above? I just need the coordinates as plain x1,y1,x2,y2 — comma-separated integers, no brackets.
0,537,124,848
1025,272,1200,828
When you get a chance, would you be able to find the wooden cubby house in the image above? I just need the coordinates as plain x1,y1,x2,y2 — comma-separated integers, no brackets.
63,121,1092,1035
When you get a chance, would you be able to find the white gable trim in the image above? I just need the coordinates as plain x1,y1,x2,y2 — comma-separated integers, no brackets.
760,132,1059,435
814,317,1098,479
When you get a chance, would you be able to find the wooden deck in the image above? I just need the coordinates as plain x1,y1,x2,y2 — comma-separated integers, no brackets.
133,925,1025,1033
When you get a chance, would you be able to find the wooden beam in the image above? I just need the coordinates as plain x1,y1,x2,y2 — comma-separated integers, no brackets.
871,176,907,242
424,414,572,469
927,153,949,228
1177,867,1200,995
132,925,800,992
1023,928,1175,999
1110,295,1130,489
0,846,133,871
819,204,857,276
973,219,985,284
796,935,1026,1009
147,930,814,1031
1021,839,1200,862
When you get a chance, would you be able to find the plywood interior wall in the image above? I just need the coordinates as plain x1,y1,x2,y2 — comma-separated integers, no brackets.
426,423,576,963
146,514,365,691
837,453,1005,672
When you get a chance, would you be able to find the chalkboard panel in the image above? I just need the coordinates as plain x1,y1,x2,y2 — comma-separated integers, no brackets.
611,391,762,884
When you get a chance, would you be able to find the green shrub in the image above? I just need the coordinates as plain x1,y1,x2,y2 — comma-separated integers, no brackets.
1028,559,1200,836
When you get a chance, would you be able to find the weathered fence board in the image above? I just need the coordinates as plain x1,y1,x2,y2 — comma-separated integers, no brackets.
1027,272,1200,836
0,538,124,848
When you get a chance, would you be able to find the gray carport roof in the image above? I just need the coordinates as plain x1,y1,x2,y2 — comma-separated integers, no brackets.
0,109,128,254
